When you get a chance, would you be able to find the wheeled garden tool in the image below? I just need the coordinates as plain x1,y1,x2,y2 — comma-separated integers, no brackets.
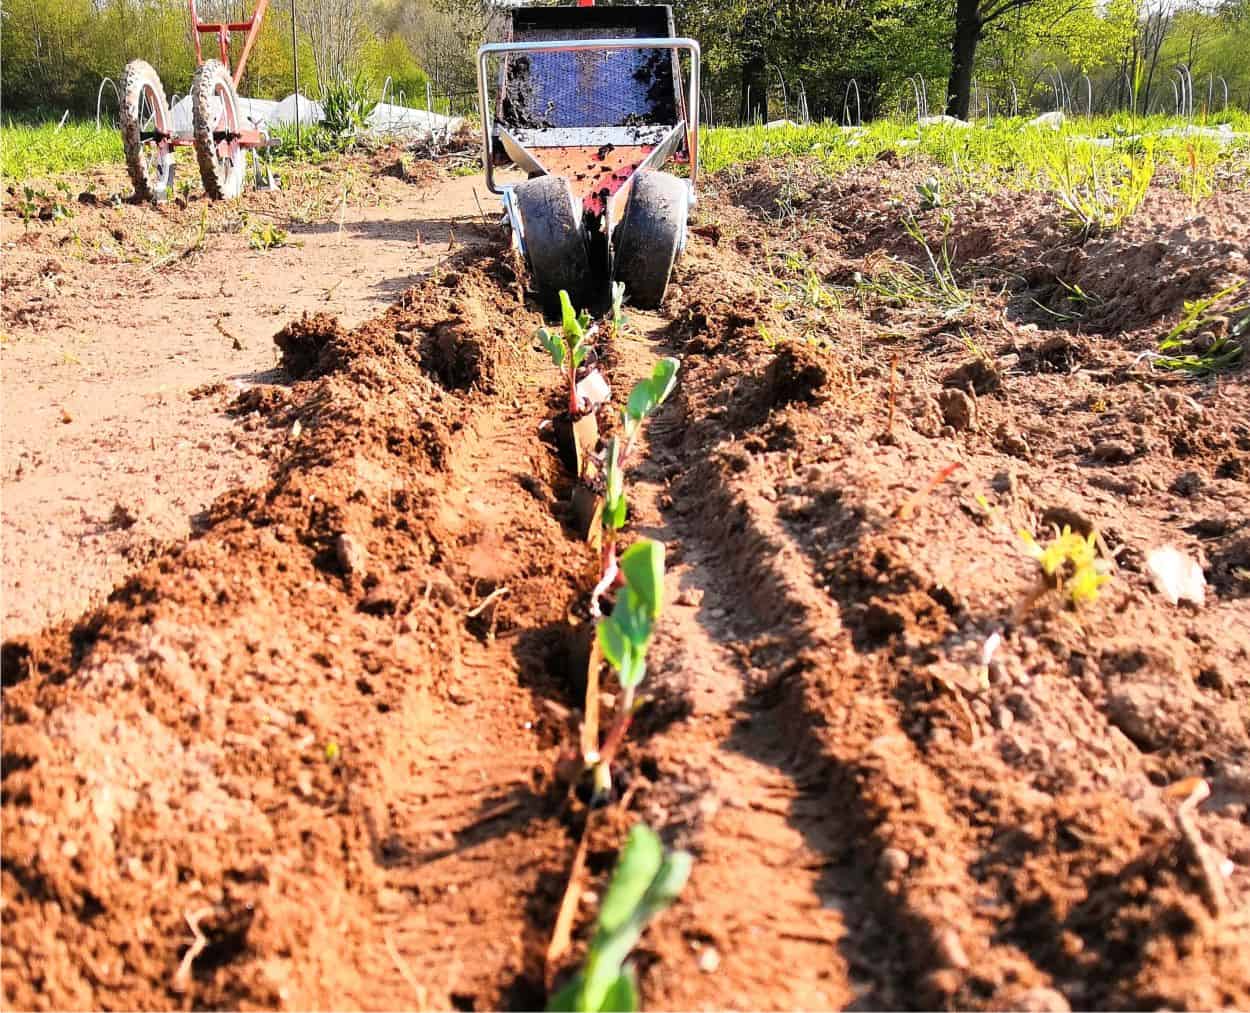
119,0,276,202
476,3,700,309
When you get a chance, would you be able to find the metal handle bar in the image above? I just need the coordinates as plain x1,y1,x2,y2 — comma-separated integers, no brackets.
476,37,701,197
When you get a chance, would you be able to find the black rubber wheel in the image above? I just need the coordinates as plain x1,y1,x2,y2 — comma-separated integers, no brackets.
514,175,591,307
119,60,174,203
613,171,688,310
191,60,245,200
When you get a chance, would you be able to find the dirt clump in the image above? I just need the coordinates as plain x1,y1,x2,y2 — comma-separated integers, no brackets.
762,343,830,407
274,312,346,378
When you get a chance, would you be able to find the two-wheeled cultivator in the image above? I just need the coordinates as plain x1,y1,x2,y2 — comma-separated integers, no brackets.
477,3,700,309
120,0,276,202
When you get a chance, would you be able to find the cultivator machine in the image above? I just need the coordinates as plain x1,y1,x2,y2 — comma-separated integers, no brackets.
119,0,276,202
477,3,700,309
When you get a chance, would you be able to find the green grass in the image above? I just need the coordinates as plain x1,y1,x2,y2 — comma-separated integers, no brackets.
699,112,1250,191
1,121,124,182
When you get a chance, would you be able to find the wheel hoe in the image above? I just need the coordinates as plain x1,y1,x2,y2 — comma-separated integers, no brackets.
477,3,700,309
120,1,278,202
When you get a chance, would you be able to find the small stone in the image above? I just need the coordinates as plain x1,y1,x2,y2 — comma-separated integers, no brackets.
878,847,910,877
935,927,970,969
991,470,1017,496
1006,691,1034,722
1092,439,1135,464
334,533,368,578
936,389,976,432
359,582,401,616
677,587,705,608
698,946,721,973
998,427,1030,459
993,705,1014,731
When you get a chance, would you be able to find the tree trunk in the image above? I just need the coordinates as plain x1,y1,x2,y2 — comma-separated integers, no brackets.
741,54,767,124
946,0,981,119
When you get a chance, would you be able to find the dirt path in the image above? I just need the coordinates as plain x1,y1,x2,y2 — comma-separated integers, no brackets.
2,169,496,637
3,158,1249,1011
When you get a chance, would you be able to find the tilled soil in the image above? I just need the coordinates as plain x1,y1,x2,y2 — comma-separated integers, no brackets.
0,151,493,637
3,160,1249,1011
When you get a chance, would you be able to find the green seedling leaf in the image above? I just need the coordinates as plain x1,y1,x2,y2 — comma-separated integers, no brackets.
649,850,693,905
559,290,581,338
549,971,637,1013
554,824,692,1012
538,326,566,368
620,539,665,619
649,357,679,407
598,825,664,933
625,358,680,422
607,589,652,691
600,971,638,1013
619,646,647,691
597,617,632,674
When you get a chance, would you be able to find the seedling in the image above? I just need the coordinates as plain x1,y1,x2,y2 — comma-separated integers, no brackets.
1044,139,1154,235
588,539,665,799
537,290,597,417
621,357,678,459
248,221,289,251
591,358,679,614
1019,525,1111,608
916,175,944,210
548,824,691,1013
608,281,628,338
1150,281,1247,375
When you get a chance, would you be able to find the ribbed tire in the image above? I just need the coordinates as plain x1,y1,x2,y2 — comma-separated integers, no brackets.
514,174,592,308
613,171,688,310
191,60,245,200
119,60,173,203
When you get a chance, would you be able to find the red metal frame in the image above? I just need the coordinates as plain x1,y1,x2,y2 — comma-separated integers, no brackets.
189,0,270,88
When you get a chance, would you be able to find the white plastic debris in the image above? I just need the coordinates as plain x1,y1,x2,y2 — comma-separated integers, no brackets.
919,114,970,128
1028,110,1065,129
575,369,612,411
1146,546,1206,606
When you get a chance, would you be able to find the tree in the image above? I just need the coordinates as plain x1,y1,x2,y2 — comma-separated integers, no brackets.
945,0,1135,116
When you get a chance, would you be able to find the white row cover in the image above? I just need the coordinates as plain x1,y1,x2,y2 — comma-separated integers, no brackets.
169,92,462,138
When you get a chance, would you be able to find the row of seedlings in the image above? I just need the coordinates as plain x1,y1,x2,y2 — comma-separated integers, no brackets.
534,289,691,1012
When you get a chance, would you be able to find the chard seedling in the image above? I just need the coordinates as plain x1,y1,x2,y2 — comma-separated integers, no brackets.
608,281,628,337
621,356,679,457
588,540,665,799
537,290,596,416
548,824,691,1013
590,357,678,617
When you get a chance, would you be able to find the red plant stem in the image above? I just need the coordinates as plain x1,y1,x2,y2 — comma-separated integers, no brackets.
598,686,636,765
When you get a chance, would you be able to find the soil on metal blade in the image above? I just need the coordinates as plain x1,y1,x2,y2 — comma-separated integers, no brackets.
3,159,1250,1012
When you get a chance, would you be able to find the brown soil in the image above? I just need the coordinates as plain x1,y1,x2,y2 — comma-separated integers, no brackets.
3,156,1249,1011
1,152,498,637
